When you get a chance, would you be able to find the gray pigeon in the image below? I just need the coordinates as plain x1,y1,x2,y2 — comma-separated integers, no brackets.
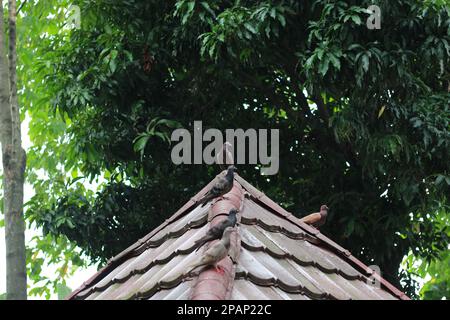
198,166,237,207
187,227,234,274
194,208,238,251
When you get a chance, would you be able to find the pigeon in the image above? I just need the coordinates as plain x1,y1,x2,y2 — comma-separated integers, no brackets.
216,142,234,170
300,205,329,228
187,227,234,274
194,208,238,252
198,165,237,207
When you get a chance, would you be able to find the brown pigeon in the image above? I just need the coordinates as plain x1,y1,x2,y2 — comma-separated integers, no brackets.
300,205,329,228
187,227,234,274
193,208,238,251
216,142,234,170
198,166,237,207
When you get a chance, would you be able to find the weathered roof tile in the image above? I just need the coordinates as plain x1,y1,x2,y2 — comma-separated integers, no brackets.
68,172,408,300
148,279,193,300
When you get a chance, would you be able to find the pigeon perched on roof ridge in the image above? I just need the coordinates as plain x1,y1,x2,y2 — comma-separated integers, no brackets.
197,165,237,207
216,142,234,170
187,227,235,275
299,205,329,228
194,208,238,252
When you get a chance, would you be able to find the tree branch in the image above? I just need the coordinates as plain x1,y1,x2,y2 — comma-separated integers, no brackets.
17,0,27,15
310,94,330,124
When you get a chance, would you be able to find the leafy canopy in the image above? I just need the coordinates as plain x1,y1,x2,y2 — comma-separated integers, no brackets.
19,0,450,298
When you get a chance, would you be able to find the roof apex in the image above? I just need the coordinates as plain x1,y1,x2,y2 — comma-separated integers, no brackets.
68,171,409,300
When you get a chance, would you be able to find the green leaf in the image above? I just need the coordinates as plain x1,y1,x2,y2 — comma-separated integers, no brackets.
200,2,215,17
56,283,72,300
278,14,286,27
69,176,84,186
329,54,341,70
361,54,370,73
351,15,362,25
318,59,330,76
187,1,195,15
435,175,445,185
133,135,150,153
270,8,276,18
104,25,112,34
244,23,257,34
109,60,117,73
345,219,355,237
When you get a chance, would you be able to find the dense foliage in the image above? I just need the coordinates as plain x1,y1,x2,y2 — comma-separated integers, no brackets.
13,0,450,298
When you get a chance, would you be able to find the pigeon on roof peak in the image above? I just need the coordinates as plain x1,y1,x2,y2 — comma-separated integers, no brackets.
197,166,236,207
216,142,234,169
187,227,235,275
193,208,238,252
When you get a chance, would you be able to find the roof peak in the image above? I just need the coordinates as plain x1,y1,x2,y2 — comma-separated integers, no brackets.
67,170,409,300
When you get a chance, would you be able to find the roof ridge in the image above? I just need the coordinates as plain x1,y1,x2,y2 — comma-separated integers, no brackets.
189,180,244,300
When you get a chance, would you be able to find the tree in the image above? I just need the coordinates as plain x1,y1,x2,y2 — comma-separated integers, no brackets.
403,207,450,299
11,0,88,298
21,0,449,299
0,0,27,300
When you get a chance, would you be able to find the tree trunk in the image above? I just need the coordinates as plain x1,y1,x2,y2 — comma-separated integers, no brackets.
0,0,27,300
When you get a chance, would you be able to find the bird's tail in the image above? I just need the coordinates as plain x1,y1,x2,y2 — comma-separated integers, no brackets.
186,260,206,275
186,263,196,274
194,240,207,252
199,194,213,207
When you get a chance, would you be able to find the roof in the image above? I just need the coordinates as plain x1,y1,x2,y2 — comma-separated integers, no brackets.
67,171,410,300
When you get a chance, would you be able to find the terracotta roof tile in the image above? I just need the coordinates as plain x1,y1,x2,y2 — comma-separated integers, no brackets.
230,279,310,300
68,171,409,300
148,280,194,300
190,182,244,300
